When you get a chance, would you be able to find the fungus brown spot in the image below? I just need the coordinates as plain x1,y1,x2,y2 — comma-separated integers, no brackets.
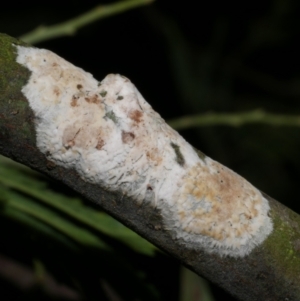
122,131,135,144
77,84,83,90
146,149,163,166
129,109,143,124
96,138,105,150
53,87,60,96
117,95,124,100
71,96,78,107
85,94,100,104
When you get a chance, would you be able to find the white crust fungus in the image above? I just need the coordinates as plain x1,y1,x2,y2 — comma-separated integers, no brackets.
16,45,273,257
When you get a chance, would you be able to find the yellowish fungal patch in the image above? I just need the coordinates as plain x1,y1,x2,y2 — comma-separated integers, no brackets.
171,158,271,255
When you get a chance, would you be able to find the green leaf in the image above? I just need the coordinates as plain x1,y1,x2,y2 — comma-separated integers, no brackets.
0,156,157,256
1,204,79,251
2,188,109,250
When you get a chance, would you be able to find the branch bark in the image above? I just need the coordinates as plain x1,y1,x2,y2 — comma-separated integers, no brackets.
0,33,300,301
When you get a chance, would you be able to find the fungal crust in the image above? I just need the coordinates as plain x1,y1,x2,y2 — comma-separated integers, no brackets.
16,45,273,257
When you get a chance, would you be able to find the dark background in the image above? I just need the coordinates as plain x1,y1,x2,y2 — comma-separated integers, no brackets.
1,0,300,300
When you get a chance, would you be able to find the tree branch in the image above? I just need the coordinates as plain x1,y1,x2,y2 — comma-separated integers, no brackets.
19,0,155,45
168,109,300,130
1,33,300,301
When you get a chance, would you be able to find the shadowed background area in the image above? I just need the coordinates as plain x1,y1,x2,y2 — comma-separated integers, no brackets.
1,0,300,300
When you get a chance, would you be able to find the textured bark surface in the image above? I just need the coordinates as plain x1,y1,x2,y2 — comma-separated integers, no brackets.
1,33,300,301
